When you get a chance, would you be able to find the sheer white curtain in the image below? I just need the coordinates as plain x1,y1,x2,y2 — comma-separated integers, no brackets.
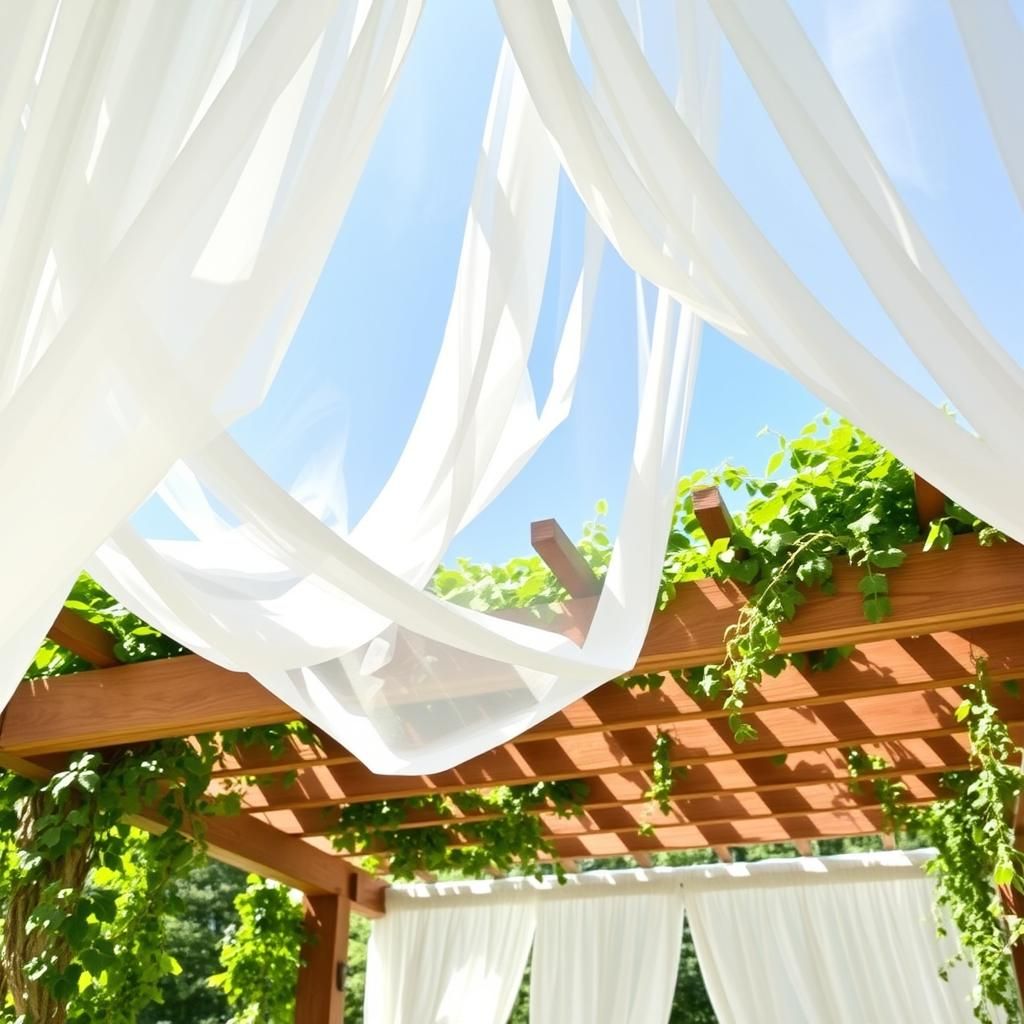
81,7,714,775
684,850,981,1024
496,0,1024,544
0,0,420,704
363,870,686,1024
529,871,686,1024
364,882,536,1024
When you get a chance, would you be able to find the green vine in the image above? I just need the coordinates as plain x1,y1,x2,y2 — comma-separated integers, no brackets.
846,660,1024,1024
209,876,307,1024
328,781,589,882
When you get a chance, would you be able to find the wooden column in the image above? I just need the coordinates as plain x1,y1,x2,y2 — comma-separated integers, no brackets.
294,890,351,1024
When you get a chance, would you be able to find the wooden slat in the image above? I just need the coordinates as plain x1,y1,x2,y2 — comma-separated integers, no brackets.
268,769,950,839
209,624,1024,778
294,892,349,1024
239,731,994,815
6,540,1024,758
531,519,602,598
692,486,736,544
234,689,1024,810
713,846,732,863
47,608,119,668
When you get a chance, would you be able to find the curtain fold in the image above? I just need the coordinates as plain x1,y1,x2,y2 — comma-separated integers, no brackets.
83,6,713,775
0,0,421,705
684,851,980,1024
529,874,686,1024
364,888,535,1024
495,0,1024,545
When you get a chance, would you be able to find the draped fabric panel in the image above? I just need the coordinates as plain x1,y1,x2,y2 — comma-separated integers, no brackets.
684,851,980,1024
364,885,536,1024
529,874,686,1024
82,7,714,775
496,0,1024,545
0,0,421,706
365,856,984,1024
3,0,1023,779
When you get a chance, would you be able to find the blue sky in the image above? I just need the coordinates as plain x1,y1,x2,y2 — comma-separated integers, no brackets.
139,1,1022,565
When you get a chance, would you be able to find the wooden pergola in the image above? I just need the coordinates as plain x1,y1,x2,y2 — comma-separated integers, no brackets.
2,484,1023,1020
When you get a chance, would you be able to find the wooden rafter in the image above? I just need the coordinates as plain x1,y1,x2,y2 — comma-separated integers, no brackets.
10,536,1024,881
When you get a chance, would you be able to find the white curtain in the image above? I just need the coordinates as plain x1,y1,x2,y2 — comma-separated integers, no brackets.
529,872,686,1024
364,882,536,1024
0,0,420,703
6,0,1023,780
79,5,713,775
684,850,980,1024
496,0,1024,544
365,856,980,1024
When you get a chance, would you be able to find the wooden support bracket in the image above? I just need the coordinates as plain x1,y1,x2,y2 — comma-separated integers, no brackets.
913,474,946,531
712,845,733,863
692,487,736,545
531,519,602,598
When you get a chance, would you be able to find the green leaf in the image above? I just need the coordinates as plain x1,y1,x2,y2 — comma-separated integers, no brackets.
862,595,893,623
955,699,972,722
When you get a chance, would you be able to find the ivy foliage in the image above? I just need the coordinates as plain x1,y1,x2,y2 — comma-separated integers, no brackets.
847,661,1024,1024
0,738,235,1024
329,781,589,881
209,876,306,1024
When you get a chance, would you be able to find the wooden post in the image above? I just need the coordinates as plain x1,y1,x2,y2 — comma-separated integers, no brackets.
294,890,351,1024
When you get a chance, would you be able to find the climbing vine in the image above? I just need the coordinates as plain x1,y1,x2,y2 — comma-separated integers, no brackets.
209,876,307,1024
846,661,1024,1024
327,781,589,881
3,412,1022,1022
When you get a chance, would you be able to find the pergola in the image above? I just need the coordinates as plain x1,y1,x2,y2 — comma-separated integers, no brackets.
2,483,1023,1020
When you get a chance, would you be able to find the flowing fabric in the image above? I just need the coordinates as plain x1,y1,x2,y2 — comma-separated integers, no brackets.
4,1,1023,780
363,883,536,1024
84,9,713,775
0,0,420,705
684,850,980,1024
529,872,686,1024
496,0,1024,543
364,855,982,1024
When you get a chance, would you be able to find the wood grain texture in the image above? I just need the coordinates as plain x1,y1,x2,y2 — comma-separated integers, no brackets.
47,608,119,668
233,690,1024,809
294,893,349,1023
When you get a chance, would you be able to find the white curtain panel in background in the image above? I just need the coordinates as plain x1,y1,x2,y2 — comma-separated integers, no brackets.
365,854,985,1024
364,882,536,1024
528,871,686,1024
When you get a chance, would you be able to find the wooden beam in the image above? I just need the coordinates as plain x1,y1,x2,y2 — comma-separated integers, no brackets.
0,749,386,916
1,655,293,756
792,838,813,856
531,519,602,598
294,892,349,1024
692,486,736,544
234,688,1024,808
270,769,951,839
209,624,1024,778
47,608,119,668
632,851,653,867
914,474,946,531
712,846,732,863
7,540,1024,759
635,538,1024,674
